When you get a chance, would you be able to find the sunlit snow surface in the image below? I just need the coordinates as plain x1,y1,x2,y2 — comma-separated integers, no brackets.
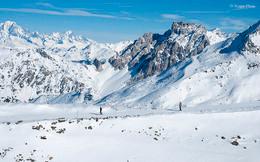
0,102,260,162
1,21,260,162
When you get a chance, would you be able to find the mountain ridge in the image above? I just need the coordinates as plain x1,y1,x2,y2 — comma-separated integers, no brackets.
0,20,260,109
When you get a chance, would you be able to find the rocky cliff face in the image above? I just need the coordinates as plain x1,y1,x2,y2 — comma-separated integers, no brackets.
109,22,210,80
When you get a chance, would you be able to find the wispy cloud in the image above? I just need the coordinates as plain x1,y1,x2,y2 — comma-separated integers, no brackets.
0,8,116,19
35,2,55,8
161,14,184,20
183,10,228,14
220,18,249,31
0,3,134,20
230,4,256,10
103,2,132,8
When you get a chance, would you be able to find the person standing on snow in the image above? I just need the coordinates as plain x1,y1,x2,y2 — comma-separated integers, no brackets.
179,102,182,111
100,106,103,115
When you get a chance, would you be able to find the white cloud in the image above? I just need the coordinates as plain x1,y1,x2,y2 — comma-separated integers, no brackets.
35,2,55,8
183,11,227,14
230,4,256,10
220,18,249,31
161,14,184,20
0,3,135,20
0,8,117,19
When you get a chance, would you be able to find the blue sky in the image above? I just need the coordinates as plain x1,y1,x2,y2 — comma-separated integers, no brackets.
0,0,259,42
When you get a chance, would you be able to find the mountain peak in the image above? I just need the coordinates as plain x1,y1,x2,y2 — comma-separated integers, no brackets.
0,20,26,37
220,20,260,54
1,20,16,27
247,20,260,33
207,28,227,45
109,21,209,80
171,22,206,34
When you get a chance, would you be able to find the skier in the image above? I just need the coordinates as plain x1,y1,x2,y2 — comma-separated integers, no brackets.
99,106,103,115
179,102,182,111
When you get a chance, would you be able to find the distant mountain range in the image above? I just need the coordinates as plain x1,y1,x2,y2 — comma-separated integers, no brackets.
0,20,260,109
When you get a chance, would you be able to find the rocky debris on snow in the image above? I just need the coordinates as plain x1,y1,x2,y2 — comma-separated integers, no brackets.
247,62,260,69
48,156,54,161
57,118,66,123
85,126,93,130
121,126,166,141
50,126,56,130
10,148,52,162
40,136,47,140
15,120,23,125
51,121,57,125
26,158,36,162
231,140,239,146
56,128,66,134
0,147,13,158
15,153,24,162
32,124,44,131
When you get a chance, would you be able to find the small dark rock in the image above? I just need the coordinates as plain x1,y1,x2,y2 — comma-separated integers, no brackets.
26,158,36,162
51,126,56,130
15,120,23,124
32,125,44,130
40,136,47,140
57,118,66,123
51,121,57,125
231,140,239,146
56,128,66,134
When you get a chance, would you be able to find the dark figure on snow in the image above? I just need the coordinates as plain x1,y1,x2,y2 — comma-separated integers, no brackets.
100,106,103,115
179,102,182,111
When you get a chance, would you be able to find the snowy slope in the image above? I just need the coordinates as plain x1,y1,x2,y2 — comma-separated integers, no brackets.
99,43,260,109
206,28,227,45
1,20,260,162
0,103,260,162
1,20,260,109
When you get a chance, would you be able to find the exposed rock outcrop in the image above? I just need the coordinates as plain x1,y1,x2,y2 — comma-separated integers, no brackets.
109,22,210,80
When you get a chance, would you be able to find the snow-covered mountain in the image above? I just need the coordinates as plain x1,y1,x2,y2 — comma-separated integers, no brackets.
109,22,210,80
220,20,260,54
99,20,260,108
206,28,228,45
0,21,131,103
0,20,260,109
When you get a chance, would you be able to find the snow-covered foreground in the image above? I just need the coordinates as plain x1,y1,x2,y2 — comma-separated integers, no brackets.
0,103,260,162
